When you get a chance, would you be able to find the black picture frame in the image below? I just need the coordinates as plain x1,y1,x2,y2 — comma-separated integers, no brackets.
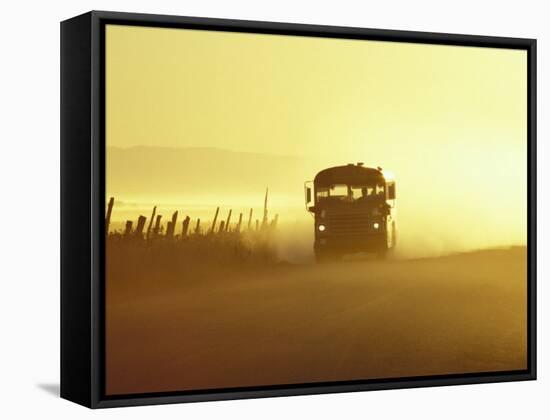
60,10,537,409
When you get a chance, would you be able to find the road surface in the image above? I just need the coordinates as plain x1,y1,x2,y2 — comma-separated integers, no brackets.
106,247,527,395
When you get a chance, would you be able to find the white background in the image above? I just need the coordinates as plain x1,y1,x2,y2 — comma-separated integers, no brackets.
0,0,547,418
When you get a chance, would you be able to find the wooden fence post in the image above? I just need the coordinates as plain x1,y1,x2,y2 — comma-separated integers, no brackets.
210,206,220,234
152,215,162,238
166,211,178,238
218,221,225,233
105,197,114,235
270,214,279,230
181,216,190,238
146,206,156,240
134,215,147,238
255,219,259,231
261,188,268,229
247,208,253,230
123,220,133,237
236,213,243,233
225,209,232,232
194,218,201,234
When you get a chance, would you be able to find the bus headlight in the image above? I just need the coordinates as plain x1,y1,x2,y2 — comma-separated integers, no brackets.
373,222,380,229
318,224,326,232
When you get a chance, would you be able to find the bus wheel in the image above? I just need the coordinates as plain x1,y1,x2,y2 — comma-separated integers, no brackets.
376,248,389,260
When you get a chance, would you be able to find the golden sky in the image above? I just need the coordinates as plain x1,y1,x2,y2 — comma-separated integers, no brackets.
106,24,527,254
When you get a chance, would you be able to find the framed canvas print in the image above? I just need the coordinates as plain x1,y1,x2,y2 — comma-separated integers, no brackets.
60,11,537,408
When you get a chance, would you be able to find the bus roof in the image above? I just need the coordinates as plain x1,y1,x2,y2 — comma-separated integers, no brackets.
314,164,394,185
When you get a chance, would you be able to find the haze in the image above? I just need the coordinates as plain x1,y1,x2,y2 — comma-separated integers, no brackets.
106,25,527,258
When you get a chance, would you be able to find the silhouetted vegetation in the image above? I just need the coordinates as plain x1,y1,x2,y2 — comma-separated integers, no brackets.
105,192,281,296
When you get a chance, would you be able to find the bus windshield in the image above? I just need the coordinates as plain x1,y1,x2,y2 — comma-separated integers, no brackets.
316,183,385,203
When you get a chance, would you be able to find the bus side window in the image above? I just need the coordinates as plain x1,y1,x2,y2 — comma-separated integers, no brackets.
388,183,396,200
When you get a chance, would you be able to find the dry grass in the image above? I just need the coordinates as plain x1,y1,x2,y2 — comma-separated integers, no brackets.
106,230,279,300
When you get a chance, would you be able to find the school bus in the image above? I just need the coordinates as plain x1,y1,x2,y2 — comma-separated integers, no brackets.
305,163,396,261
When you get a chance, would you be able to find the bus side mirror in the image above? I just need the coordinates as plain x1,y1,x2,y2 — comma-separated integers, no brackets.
388,184,396,200
306,187,312,204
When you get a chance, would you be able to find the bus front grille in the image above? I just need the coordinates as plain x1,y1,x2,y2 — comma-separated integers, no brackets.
325,213,375,236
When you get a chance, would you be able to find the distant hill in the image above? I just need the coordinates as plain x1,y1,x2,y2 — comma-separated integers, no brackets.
107,146,315,197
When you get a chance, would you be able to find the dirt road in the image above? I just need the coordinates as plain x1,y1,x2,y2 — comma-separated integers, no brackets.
106,247,527,395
